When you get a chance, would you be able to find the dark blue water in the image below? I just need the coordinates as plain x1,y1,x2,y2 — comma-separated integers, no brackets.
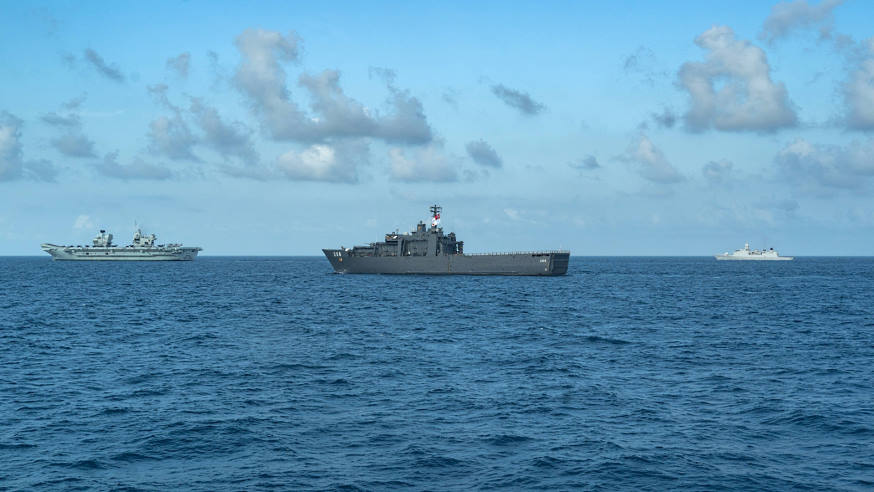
1,257,873,490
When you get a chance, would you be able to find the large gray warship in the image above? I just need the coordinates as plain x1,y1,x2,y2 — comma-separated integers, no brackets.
41,228,202,261
323,205,570,275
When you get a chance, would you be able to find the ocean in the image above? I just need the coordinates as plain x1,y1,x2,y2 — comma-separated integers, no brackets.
1,256,872,490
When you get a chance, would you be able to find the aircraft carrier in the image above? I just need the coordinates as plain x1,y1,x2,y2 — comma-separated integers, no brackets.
323,205,569,275
41,228,202,261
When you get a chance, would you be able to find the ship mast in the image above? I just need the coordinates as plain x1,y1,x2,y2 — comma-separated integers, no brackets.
429,204,442,229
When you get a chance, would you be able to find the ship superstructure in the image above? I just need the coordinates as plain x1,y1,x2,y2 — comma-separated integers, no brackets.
323,205,569,275
41,228,202,261
715,243,793,261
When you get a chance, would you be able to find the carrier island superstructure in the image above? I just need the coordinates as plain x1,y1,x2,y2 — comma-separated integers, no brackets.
41,228,202,261
323,205,570,275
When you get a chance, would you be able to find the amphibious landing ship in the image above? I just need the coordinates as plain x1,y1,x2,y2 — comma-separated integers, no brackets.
41,228,202,261
323,205,570,275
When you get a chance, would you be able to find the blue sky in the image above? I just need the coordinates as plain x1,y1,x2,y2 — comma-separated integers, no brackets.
2,0,874,255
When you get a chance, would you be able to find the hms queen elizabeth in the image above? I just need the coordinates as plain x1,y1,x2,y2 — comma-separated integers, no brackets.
41,228,202,261
323,205,569,275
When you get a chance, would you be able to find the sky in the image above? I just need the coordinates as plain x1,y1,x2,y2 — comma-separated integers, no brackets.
2,0,874,255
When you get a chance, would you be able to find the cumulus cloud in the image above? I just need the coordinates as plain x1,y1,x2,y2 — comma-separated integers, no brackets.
277,140,368,183
759,0,844,43
388,142,458,182
1,112,57,181
569,155,600,171
843,38,874,130
465,139,502,168
678,26,797,133
51,133,96,158
233,29,432,145
189,97,258,164
166,52,190,78
618,134,684,183
95,151,173,180
490,84,545,116
83,48,125,82
702,159,734,186
774,138,874,192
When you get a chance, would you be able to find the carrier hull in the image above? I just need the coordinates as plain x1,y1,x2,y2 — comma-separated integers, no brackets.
41,244,200,261
323,249,570,275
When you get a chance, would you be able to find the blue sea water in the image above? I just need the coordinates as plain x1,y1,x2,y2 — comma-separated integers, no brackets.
1,256,873,490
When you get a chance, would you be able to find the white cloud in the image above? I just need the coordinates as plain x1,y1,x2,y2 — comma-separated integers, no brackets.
188,97,258,164
166,52,190,78
51,133,96,158
73,215,95,230
843,38,874,131
0,112,24,181
678,26,797,132
83,48,124,82
702,160,735,186
95,151,173,180
1,111,57,181
233,29,431,145
147,115,199,161
759,0,844,43
277,140,367,183
618,134,684,184
490,84,545,116
465,139,502,168
569,155,600,172
388,143,458,182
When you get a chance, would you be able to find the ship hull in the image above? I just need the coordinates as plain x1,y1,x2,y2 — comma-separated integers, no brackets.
41,244,200,261
714,255,793,261
323,250,570,275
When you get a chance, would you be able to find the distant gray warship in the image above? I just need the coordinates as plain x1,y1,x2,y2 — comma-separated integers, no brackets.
41,228,202,261
323,205,570,275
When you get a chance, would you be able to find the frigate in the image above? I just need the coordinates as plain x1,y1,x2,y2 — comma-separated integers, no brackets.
715,243,793,261
41,228,202,261
323,205,570,275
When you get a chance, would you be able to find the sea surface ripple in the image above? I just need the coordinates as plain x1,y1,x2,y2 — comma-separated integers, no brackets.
1,257,873,490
